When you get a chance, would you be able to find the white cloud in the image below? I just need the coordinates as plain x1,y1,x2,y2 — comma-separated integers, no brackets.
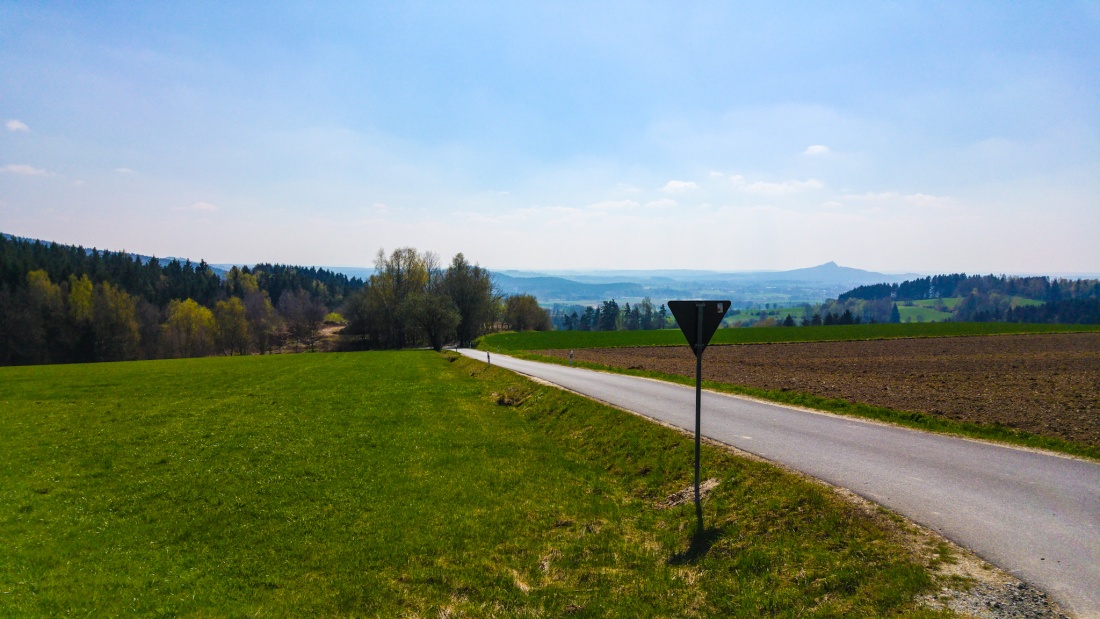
175,201,219,212
730,174,824,195
5,120,29,132
1,164,47,176
803,144,830,155
114,167,136,174
643,198,679,209
660,180,698,193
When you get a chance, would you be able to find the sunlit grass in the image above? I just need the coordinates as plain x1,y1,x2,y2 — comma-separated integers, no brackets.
1,351,954,616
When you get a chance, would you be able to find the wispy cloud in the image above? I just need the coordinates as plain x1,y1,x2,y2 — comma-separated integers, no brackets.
1,164,47,176
5,120,29,132
803,144,830,155
174,201,219,212
114,167,136,174
730,174,824,195
660,180,698,193
643,198,678,209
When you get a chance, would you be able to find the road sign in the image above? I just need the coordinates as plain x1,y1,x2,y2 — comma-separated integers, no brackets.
668,300,730,355
668,299,731,530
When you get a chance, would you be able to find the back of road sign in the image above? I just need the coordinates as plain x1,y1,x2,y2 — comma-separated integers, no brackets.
668,300,731,355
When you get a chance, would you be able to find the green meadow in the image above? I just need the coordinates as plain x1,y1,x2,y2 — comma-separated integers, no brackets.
0,352,955,617
895,297,1043,323
478,321,1100,351
896,305,954,323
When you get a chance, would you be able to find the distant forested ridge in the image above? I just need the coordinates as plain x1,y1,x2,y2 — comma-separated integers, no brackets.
0,235,552,366
835,273,1100,324
0,234,366,365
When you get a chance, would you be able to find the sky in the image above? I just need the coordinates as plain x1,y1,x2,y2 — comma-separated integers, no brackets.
2,1,1098,274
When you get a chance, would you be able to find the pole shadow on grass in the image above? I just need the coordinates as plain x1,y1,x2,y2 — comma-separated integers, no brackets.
668,524,723,565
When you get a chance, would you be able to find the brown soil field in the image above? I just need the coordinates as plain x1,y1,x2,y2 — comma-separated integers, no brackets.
540,333,1100,449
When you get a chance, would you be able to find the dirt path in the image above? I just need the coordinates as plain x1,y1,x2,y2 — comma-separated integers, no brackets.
539,332,1100,448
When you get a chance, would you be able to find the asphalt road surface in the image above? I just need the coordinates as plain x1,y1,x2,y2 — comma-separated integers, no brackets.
460,349,1100,617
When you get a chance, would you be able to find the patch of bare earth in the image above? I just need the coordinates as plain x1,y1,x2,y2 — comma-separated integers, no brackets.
540,332,1100,449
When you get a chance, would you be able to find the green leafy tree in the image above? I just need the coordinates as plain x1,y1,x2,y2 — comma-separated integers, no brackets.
401,292,461,352
26,270,70,362
162,298,216,358
599,299,620,331
504,294,551,331
214,297,250,355
92,282,140,361
278,289,327,352
363,248,431,349
441,253,498,347
67,274,96,361
244,290,279,354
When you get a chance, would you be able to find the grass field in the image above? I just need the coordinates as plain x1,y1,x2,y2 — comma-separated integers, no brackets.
0,352,957,616
896,306,953,323
895,297,1044,323
478,321,1100,351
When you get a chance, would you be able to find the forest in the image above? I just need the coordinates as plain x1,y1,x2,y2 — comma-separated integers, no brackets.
550,298,672,332
836,273,1100,324
0,236,549,366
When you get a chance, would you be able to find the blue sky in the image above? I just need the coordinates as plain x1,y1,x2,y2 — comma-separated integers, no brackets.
2,1,1098,273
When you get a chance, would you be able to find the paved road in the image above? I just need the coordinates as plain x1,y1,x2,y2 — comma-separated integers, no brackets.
461,349,1100,617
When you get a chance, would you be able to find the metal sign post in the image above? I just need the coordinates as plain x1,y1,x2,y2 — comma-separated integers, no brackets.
668,300,731,529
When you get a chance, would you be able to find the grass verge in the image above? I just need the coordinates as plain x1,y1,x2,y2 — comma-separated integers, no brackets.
0,351,957,616
477,322,1100,351
504,350,1100,462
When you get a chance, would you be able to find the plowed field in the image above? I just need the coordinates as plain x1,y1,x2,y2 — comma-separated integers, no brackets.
540,332,1100,448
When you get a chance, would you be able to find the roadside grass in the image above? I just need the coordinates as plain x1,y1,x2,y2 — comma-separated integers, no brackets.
478,322,1100,351
504,351,1100,462
0,351,955,617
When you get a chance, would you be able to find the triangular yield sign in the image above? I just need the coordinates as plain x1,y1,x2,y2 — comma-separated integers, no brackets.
668,300,731,356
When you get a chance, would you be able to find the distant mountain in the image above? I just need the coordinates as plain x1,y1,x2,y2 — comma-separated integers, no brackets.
527,263,918,287
488,262,927,307
737,262,920,285
491,272,652,302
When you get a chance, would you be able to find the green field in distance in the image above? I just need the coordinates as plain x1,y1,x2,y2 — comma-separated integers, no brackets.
0,351,956,616
478,321,1100,351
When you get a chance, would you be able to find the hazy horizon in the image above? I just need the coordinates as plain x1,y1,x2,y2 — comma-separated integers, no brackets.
2,3,1097,274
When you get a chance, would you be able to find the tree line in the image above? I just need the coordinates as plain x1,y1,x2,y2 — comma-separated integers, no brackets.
0,234,361,365
835,273,1100,324
840,273,1099,304
340,248,550,351
0,236,555,365
551,298,671,331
